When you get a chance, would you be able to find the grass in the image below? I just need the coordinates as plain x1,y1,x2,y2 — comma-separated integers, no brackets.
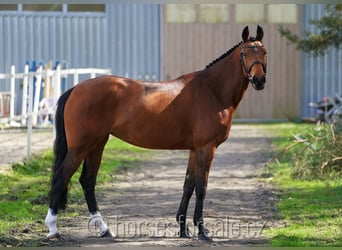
261,123,342,247
0,137,149,242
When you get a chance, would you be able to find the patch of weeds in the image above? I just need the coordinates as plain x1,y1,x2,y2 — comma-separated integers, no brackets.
264,123,342,180
263,123,342,247
282,124,341,179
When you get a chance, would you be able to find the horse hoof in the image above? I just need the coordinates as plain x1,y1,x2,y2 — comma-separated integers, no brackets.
100,229,113,238
198,233,212,241
178,227,192,238
47,232,61,240
179,231,192,238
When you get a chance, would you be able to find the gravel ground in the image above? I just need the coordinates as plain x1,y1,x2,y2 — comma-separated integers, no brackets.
0,125,280,247
0,128,54,172
44,124,279,247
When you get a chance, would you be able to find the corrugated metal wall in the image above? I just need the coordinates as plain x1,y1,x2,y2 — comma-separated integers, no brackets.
0,11,108,95
0,11,109,115
0,4,161,115
107,4,161,81
162,4,301,120
301,4,342,118
0,12,108,71
0,5,161,81
3,4,339,120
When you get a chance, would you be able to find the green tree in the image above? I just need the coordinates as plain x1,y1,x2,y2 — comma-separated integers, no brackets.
279,4,342,57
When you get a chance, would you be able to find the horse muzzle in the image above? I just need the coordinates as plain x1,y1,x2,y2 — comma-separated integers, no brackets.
250,74,266,90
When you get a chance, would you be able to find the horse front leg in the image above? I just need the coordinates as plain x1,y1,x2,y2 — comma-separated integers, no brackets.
193,146,216,241
176,150,196,238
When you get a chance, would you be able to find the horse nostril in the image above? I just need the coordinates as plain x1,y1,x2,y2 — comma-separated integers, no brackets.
251,75,266,90
253,75,266,85
261,75,266,84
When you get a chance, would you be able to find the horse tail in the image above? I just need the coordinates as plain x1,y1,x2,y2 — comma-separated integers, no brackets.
49,87,74,211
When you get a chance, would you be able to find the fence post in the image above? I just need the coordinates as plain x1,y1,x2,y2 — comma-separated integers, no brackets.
73,69,79,86
10,65,15,126
45,68,51,98
21,64,29,125
33,65,43,125
53,64,61,105
27,67,34,157
90,69,96,79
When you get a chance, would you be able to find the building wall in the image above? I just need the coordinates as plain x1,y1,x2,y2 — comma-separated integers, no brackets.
0,11,108,72
0,9,109,96
0,4,161,115
0,10,109,115
162,4,301,120
0,4,161,80
106,4,161,81
1,4,339,119
300,4,342,118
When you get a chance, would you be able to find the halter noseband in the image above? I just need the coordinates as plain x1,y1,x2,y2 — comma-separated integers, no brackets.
240,45,267,83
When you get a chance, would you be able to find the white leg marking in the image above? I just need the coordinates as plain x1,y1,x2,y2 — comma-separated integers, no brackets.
45,208,59,238
89,211,111,237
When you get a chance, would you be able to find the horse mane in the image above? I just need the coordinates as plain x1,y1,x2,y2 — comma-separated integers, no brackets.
205,41,244,69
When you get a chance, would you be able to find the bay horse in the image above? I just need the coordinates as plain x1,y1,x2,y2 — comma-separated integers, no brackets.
45,25,267,241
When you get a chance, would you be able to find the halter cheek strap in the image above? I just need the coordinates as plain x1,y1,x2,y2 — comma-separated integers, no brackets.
240,45,267,83
244,61,267,80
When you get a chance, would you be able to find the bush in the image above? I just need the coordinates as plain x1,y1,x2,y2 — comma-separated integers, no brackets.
280,124,342,180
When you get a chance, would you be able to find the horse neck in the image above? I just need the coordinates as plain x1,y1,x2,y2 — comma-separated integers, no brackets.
202,49,249,109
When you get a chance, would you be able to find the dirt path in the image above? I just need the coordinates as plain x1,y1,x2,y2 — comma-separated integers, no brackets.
48,124,278,247
0,129,54,172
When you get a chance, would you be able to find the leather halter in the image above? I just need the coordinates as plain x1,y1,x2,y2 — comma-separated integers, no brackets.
240,45,267,83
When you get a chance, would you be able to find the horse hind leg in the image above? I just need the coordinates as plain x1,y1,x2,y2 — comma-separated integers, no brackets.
45,151,83,238
79,135,113,237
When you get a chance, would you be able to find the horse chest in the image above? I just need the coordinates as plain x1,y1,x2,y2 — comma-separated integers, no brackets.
215,107,234,143
218,108,234,127
192,107,234,147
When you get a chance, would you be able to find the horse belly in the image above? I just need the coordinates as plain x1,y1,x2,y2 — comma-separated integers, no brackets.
111,119,193,150
110,102,191,149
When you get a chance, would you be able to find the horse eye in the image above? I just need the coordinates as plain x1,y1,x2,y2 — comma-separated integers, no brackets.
242,53,247,57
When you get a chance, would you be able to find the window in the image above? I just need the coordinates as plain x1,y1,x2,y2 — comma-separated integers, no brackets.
268,4,298,23
23,4,62,12
0,4,106,13
165,4,196,23
166,4,229,23
0,4,17,11
199,4,229,23
67,4,105,12
235,4,265,24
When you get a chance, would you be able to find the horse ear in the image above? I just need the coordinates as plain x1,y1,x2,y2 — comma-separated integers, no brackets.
242,26,249,42
256,25,264,41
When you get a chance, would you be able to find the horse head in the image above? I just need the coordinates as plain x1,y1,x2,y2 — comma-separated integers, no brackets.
240,25,267,90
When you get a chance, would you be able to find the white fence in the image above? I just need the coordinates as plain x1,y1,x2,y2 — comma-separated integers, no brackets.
0,65,111,156
0,65,111,125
